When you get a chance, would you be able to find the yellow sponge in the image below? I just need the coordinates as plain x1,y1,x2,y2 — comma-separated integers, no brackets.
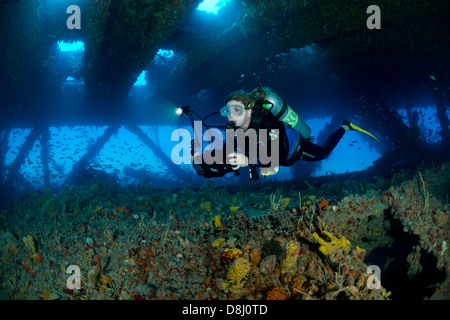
227,257,251,284
280,240,301,274
312,231,350,255
22,234,37,258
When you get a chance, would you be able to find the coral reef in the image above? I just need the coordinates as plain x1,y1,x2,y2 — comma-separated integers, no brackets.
0,162,448,300
0,232,19,263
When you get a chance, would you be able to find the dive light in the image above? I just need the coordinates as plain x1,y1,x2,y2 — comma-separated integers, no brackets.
176,105,193,119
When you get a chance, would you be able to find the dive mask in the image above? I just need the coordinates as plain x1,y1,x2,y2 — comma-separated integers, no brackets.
220,104,247,117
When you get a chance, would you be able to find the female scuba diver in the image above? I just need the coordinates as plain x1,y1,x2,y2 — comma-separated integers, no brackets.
192,85,379,180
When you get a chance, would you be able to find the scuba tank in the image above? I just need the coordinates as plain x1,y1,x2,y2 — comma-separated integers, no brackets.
260,89,311,140
252,86,311,168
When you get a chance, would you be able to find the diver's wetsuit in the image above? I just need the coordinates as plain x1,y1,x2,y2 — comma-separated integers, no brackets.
194,104,345,178
296,127,346,161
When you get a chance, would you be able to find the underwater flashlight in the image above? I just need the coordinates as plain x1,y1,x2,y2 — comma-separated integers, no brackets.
176,105,193,119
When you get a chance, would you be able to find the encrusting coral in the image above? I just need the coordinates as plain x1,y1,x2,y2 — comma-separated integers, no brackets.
0,232,19,263
1,162,448,300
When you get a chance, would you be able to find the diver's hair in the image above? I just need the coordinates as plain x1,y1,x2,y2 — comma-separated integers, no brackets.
224,90,253,109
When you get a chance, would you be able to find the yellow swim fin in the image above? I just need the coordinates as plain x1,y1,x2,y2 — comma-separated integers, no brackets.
343,120,380,142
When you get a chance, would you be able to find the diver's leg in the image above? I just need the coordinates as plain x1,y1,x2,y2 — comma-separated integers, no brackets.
320,127,346,158
299,127,346,161
298,141,327,161
296,120,379,163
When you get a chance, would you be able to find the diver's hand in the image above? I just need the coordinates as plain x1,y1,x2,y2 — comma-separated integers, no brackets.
227,152,249,170
191,152,207,176
190,152,202,164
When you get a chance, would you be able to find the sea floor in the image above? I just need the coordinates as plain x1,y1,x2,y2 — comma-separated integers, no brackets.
0,162,449,300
